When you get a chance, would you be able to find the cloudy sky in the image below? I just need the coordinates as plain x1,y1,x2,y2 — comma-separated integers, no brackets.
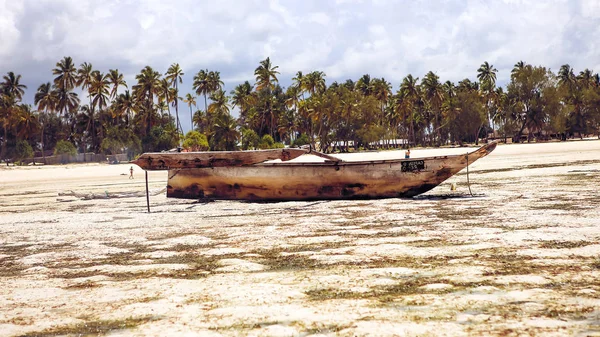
2,0,600,130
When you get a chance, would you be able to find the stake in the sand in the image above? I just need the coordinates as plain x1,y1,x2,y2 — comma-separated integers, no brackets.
145,170,150,213
466,152,473,197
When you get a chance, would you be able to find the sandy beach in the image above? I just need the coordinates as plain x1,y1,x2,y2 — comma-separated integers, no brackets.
1,140,600,336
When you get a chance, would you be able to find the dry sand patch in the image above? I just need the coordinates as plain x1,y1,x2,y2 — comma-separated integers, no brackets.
1,140,600,336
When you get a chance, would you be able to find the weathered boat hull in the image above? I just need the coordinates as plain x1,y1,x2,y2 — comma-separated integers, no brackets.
166,142,497,201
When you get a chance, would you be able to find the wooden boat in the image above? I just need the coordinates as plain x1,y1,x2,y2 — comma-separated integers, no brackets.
133,142,497,201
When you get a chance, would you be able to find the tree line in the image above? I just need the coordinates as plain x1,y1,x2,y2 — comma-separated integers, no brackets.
1,57,600,162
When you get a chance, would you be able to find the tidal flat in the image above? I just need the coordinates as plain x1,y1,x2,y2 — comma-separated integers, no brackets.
1,140,600,336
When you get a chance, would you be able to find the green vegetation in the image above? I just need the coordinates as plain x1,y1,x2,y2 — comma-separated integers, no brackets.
182,130,209,151
53,140,76,156
14,140,33,161
258,134,275,149
2,59,600,162
305,278,497,303
15,316,156,337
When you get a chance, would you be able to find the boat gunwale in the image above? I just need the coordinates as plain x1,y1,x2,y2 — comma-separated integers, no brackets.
137,148,307,156
256,154,459,167
143,142,497,169
256,143,495,167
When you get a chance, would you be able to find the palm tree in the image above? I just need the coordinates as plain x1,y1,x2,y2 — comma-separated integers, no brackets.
477,61,498,92
511,60,526,80
53,86,80,122
593,73,600,88
371,78,392,125
15,104,39,141
90,72,109,114
88,71,109,147
53,58,80,127
159,78,173,119
133,66,161,135
577,69,595,89
113,90,135,127
166,63,184,133
77,62,94,89
193,70,223,135
1,72,28,159
107,69,127,99
440,80,460,143
53,56,77,91
193,69,209,118
558,64,576,89
155,101,169,118
183,93,197,130
254,59,280,138
421,72,444,145
34,83,56,113
284,85,302,141
356,74,372,96
492,87,510,142
212,113,240,151
34,82,56,162
477,61,498,136
305,71,326,96
2,72,27,100
77,62,95,126
207,89,230,118
207,71,224,94
254,57,279,91
398,74,421,146
292,71,306,97
231,81,255,126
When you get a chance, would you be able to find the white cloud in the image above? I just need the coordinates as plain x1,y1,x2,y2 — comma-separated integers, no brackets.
581,0,600,18
0,1,23,57
335,0,364,4
308,12,331,26
1,0,599,117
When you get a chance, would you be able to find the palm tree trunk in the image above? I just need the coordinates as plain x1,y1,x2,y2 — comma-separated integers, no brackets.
503,116,507,143
91,107,96,151
270,96,275,139
204,93,210,136
147,93,153,136
475,124,483,145
204,93,208,120
41,125,46,164
189,104,193,131
2,123,7,162
175,82,180,134
515,119,528,143
410,121,415,147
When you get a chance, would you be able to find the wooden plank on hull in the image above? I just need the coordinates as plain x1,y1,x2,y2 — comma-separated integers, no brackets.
131,148,309,170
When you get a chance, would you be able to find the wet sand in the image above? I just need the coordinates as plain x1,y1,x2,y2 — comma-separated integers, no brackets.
1,140,600,336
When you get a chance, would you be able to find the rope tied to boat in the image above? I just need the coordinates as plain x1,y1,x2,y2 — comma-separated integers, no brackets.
466,151,473,197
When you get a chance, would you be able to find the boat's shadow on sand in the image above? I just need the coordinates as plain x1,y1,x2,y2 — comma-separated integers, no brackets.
412,193,487,200
172,194,488,211
229,193,488,204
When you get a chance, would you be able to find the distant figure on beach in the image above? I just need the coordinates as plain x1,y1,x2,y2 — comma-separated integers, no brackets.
405,149,410,159
129,166,134,179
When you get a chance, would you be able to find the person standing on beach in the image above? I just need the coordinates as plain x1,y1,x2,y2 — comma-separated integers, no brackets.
405,149,410,159
129,166,134,179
